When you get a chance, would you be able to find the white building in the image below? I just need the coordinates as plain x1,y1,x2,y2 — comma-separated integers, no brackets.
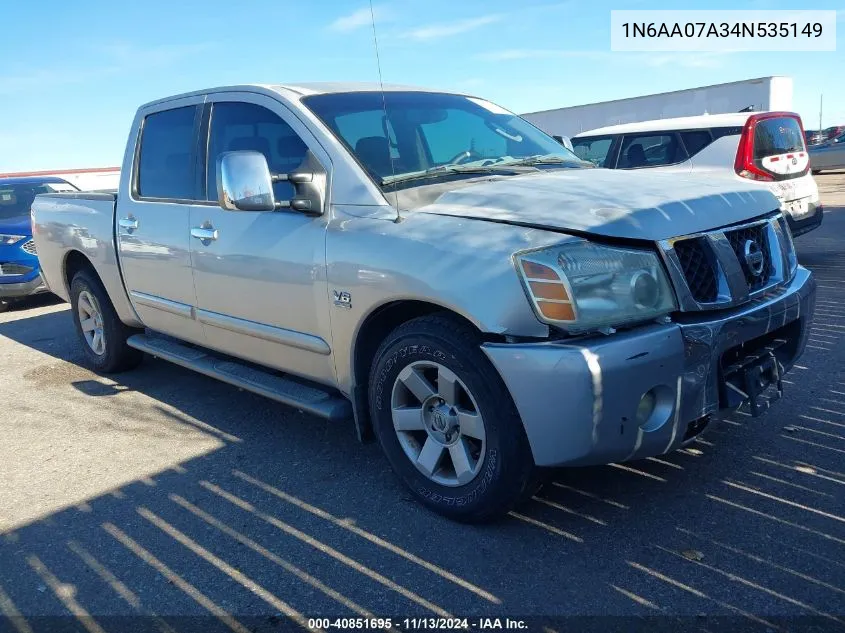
522,76,794,138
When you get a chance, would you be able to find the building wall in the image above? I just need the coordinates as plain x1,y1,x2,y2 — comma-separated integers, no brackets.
523,77,793,137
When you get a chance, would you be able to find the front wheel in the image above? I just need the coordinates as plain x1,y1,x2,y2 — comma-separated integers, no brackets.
369,314,536,522
70,269,143,373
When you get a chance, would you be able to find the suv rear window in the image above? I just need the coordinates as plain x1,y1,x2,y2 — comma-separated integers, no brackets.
680,130,713,156
753,116,805,160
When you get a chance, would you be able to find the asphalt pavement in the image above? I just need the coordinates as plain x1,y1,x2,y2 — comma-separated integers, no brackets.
1,174,844,633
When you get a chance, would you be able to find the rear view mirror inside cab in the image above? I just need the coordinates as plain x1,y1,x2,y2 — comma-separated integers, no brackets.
404,108,448,124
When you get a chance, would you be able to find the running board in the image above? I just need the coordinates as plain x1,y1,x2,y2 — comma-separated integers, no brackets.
126,333,352,422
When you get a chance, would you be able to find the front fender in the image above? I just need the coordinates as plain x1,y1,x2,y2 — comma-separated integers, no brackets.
326,206,569,392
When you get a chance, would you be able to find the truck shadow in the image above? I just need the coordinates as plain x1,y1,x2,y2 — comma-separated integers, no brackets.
2,301,843,629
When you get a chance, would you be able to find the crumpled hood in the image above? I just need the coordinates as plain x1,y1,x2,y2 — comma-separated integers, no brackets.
0,214,32,236
414,168,779,241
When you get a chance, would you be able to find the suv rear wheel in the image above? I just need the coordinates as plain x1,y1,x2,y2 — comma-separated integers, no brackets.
369,314,536,522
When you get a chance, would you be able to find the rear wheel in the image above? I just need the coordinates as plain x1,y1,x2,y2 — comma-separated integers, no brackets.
369,314,536,522
70,269,142,373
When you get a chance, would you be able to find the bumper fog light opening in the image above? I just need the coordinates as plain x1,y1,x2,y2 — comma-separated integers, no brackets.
637,385,675,433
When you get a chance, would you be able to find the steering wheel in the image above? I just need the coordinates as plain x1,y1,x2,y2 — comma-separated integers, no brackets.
446,150,483,165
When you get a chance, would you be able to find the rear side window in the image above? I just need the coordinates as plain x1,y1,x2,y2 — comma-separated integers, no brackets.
680,130,713,157
618,134,687,169
206,102,310,201
137,106,198,200
753,116,805,159
572,136,614,167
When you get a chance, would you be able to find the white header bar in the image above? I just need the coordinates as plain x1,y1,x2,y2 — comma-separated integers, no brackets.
610,10,836,52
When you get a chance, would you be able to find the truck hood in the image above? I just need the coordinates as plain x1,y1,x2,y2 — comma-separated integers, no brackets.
413,168,778,241
0,214,32,236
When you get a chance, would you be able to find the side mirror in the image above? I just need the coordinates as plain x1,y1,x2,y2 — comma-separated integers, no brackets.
553,135,574,152
217,151,276,211
217,150,326,214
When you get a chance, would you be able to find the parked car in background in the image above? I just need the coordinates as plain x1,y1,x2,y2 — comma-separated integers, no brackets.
572,111,823,237
822,125,845,141
804,129,825,146
809,131,845,174
0,176,79,311
32,84,815,522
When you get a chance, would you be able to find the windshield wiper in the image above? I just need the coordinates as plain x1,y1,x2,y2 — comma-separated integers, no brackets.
381,163,535,186
499,154,591,168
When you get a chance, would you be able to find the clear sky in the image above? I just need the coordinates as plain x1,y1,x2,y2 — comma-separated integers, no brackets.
1,0,842,172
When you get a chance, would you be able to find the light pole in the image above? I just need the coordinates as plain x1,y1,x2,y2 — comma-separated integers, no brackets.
819,94,823,131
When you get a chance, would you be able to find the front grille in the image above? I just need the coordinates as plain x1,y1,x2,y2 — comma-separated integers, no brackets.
662,214,790,312
724,224,774,291
674,238,718,303
21,239,37,256
0,263,33,276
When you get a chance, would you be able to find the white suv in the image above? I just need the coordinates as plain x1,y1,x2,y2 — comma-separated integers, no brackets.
572,112,823,236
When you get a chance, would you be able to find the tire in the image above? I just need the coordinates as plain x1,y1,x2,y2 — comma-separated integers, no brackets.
0,301,10,314
369,314,535,522
70,268,143,373
812,169,821,175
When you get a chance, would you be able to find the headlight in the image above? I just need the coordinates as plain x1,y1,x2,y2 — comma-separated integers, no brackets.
515,240,677,333
0,234,26,245
778,215,798,278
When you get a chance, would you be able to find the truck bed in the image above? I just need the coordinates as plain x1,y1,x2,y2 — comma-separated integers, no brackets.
31,191,139,327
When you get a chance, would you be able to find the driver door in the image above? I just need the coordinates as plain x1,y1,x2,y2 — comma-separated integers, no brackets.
188,93,336,385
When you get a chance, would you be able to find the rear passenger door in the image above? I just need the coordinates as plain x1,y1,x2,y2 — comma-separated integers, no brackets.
117,96,207,345
188,92,336,384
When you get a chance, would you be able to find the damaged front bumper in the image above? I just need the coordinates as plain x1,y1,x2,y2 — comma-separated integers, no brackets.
482,266,816,467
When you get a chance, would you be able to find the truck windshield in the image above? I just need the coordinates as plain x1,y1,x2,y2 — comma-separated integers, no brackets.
303,91,586,188
0,182,76,220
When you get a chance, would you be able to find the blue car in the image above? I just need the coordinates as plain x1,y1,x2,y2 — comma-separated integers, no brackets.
0,176,79,311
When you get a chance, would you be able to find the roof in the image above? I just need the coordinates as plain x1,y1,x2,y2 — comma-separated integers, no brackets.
573,113,758,137
139,83,467,109
0,175,73,186
274,82,452,96
523,76,787,116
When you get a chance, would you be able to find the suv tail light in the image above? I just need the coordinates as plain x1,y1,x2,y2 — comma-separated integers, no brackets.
734,112,809,182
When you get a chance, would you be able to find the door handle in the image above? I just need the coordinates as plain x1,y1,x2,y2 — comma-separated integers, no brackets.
118,217,138,231
191,227,218,241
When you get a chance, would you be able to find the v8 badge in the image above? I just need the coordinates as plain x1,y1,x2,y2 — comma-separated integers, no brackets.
333,290,352,309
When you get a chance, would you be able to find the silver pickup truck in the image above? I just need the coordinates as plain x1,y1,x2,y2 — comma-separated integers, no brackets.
32,83,815,522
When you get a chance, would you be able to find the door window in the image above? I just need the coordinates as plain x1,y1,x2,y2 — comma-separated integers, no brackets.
571,136,614,167
136,106,198,200
206,102,309,201
618,133,686,169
